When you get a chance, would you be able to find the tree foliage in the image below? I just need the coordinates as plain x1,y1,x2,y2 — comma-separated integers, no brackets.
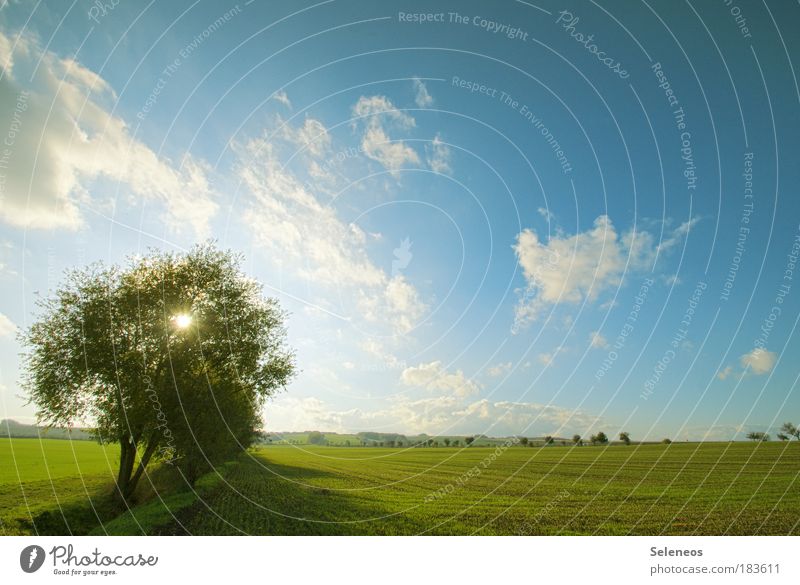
22,244,295,500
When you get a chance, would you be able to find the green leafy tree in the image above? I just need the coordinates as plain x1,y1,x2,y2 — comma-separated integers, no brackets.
780,422,798,440
746,431,770,442
619,432,631,445
443,438,451,447
572,434,582,446
590,432,608,445
465,436,475,446
22,244,295,501
543,435,554,446
519,437,529,446
307,431,326,445
662,438,672,444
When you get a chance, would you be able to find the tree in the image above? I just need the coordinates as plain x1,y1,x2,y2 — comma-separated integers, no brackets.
465,436,475,446
777,433,790,441
307,431,326,445
453,439,460,447
590,432,608,445
572,434,582,446
22,244,295,502
662,438,672,444
543,435,554,446
619,432,631,445
519,437,529,446
444,438,451,447
746,431,770,442
780,422,799,440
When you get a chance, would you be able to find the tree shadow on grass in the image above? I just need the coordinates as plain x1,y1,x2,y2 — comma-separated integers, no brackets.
152,457,394,535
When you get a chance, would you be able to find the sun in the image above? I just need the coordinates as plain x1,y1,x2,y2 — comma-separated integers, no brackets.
172,314,192,329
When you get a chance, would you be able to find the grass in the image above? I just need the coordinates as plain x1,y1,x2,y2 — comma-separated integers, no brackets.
0,437,229,535
0,438,119,535
160,442,800,535
3,438,798,535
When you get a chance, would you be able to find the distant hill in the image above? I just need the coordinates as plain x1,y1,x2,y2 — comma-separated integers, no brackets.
0,419,94,441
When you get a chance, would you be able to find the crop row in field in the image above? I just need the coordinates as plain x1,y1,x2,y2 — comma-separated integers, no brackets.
158,442,800,535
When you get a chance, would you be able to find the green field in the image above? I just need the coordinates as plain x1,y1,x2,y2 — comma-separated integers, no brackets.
0,438,118,535
2,439,799,535
159,442,800,535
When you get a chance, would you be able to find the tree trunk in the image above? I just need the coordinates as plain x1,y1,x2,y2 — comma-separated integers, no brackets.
114,437,136,504
128,437,159,493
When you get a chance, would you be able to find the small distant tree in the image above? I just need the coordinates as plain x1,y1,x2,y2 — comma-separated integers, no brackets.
619,432,631,445
543,436,554,446
387,440,395,448
307,431,326,445
453,439,460,447
662,438,672,444
426,439,434,447
519,437,529,446
780,422,799,440
590,432,608,445
465,436,475,446
572,434,582,446
397,441,403,447
345,440,351,447
777,433,790,441
746,431,770,442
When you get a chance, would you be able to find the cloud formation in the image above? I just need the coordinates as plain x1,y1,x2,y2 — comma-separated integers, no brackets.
412,77,433,108
0,312,16,337
265,395,602,437
352,95,419,173
239,115,425,334
513,215,695,324
739,348,777,375
0,31,216,235
401,361,480,397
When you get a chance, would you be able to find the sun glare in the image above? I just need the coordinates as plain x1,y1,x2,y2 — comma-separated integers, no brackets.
172,314,192,329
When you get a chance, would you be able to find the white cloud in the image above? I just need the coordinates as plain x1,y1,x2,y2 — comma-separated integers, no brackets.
272,90,292,108
401,361,480,398
427,133,452,174
0,313,16,337
239,117,425,334
717,366,734,380
264,395,602,437
0,31,216,235
352,95,419,174
740,348,777,375
537,352,555,366
412,77,433,108
487,362,512,377
279,117,330,158
589,331,609,349
513,215,694,324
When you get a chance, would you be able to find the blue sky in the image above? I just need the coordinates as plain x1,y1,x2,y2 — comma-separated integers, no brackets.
0,0,798,440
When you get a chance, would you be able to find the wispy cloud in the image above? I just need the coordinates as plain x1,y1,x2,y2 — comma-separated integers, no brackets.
412,77,433,108
0,31,216,235
352,95,419,174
